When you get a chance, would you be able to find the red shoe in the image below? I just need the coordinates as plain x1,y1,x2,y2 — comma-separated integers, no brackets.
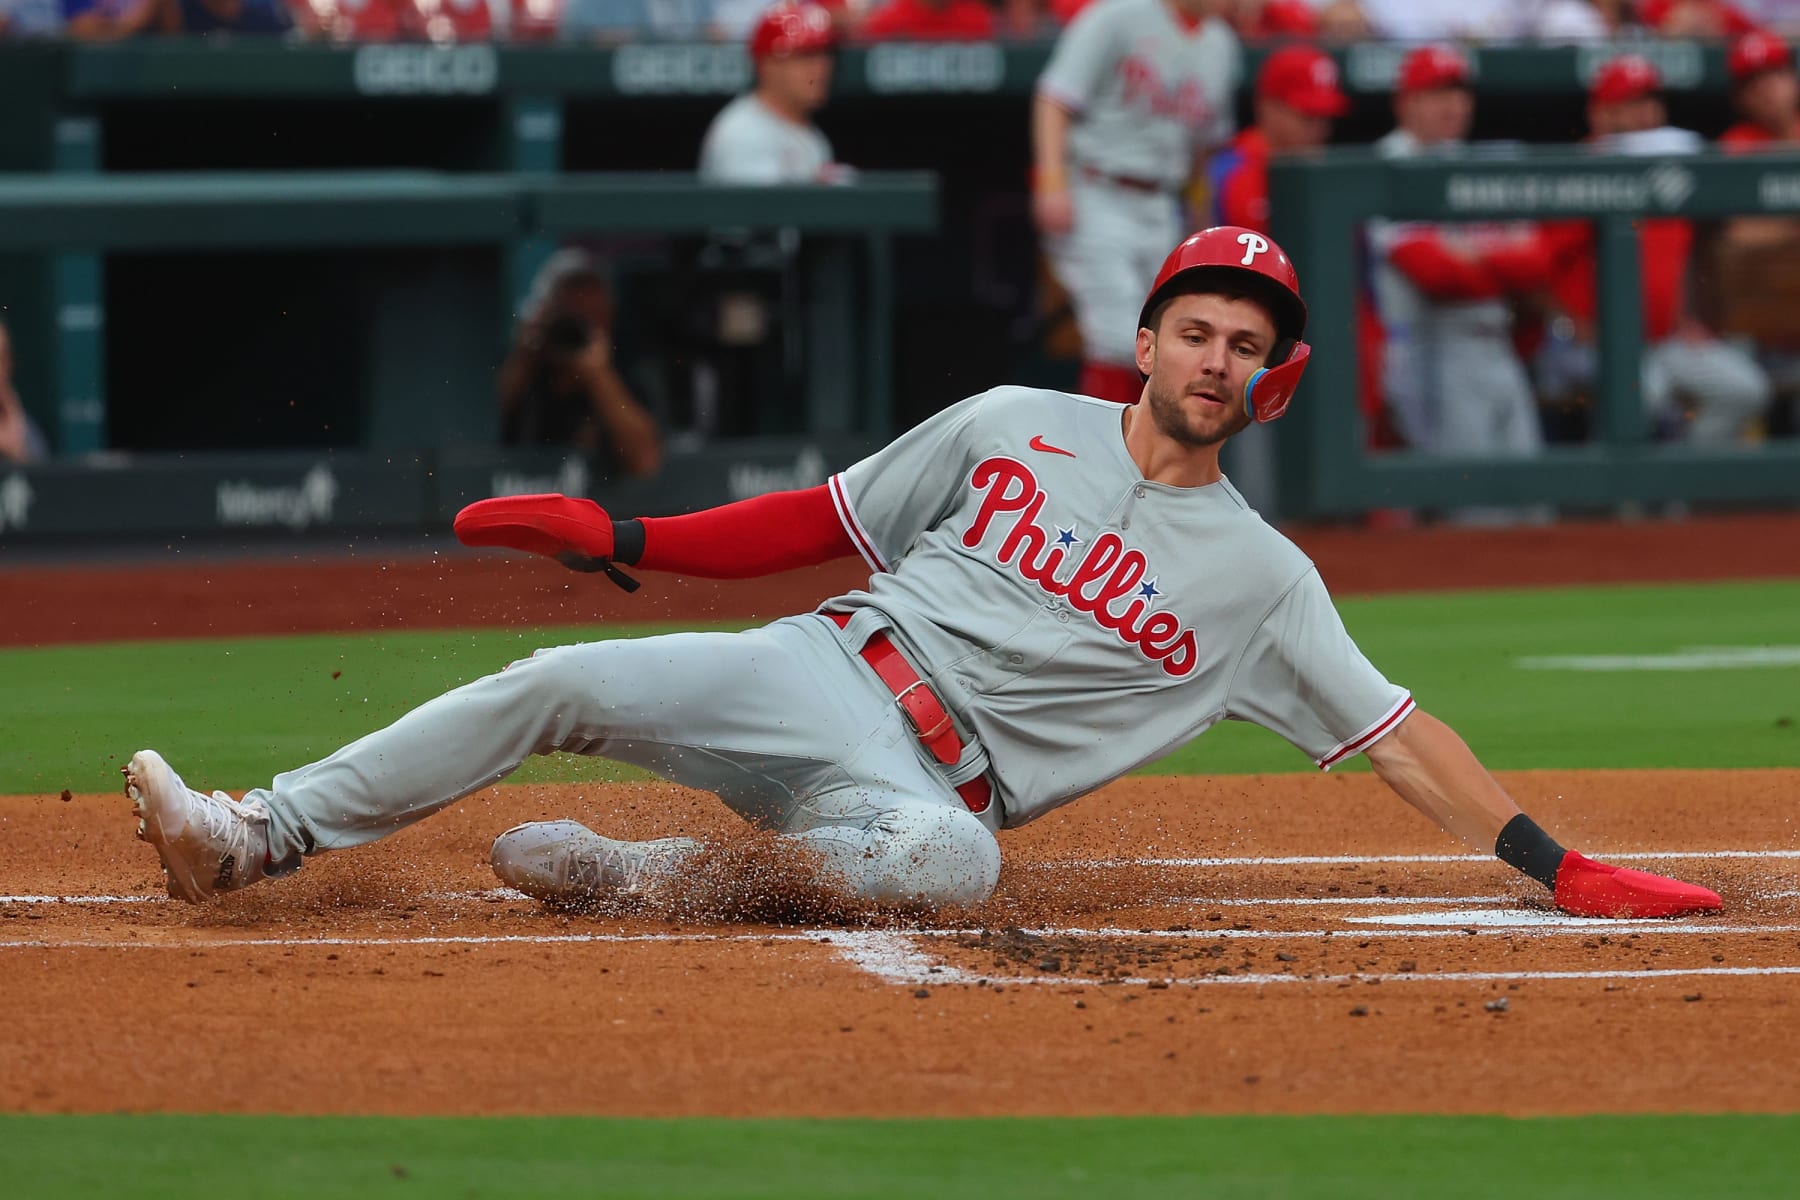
1553,851,1722,919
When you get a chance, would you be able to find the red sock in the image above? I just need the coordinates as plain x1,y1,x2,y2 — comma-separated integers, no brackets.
1077,362,1144,405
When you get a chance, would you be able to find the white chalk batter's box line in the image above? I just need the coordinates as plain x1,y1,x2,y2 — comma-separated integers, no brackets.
3,927,1797,992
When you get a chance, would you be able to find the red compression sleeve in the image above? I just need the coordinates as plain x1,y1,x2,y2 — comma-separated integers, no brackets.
1388,235,1502,300
1478,234,1555,293
636,484,859,579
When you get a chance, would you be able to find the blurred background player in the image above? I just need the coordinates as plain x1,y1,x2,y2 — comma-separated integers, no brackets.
1212,42,1348,234
1723,29,1798,148
1031,0,1241,406
497,250,663,477
1366,45,1554,480
1540,54,1772,446
1716,30,1800,437
699,1,844,186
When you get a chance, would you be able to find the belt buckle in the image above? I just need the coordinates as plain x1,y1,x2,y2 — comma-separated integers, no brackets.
894,679,953,743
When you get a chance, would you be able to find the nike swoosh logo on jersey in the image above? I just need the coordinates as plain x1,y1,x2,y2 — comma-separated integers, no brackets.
1028,435,1076,458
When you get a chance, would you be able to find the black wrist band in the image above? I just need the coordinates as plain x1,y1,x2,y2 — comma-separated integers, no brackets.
1494,813,1567,892
611,519,645,566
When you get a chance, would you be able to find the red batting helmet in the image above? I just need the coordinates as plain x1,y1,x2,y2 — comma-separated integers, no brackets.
750,1,835,60
1397,44,1471,94
1729,31,1792,84
1589,54,1661,105
1258,44,1349,119
1137,226,1311,423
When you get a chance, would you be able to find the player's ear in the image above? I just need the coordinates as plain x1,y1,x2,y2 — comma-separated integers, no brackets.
1134,326,1156,377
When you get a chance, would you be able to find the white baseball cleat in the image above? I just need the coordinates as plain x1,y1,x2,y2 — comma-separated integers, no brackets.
124,749,274,904
490,820,697,907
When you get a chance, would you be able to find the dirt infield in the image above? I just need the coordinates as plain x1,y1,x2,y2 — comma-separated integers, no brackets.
2,769,1797,1117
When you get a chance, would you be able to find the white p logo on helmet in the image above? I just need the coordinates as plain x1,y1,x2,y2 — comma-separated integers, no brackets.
1237,232,1270,265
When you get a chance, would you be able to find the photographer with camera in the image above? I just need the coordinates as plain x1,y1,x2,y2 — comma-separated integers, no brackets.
498,250,663,478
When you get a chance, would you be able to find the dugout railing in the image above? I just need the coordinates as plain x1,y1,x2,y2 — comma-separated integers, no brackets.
1268,148,1800,516
0,170,934,459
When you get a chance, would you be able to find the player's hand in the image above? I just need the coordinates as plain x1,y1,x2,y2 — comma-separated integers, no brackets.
574,335,614,377
1032,187,1075,238
453,493,639,591
1553,851,1721,919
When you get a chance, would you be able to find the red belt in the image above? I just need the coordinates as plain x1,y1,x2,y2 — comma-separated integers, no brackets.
1079,165,1169,194
826,611,992,816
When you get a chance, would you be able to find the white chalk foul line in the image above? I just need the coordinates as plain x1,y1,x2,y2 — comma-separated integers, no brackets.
806,931,1800,989
930,963,1800,989
0,891,1520,909
1342,907,1780,928
0,895,162,905
1168,895,1515,908
9,918,1794,953
917,922,1800,941
1061,849,1800,869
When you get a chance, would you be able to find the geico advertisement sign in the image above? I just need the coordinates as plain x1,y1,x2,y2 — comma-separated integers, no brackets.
865,43,1005,93
354,44,500,96
612,45,750,95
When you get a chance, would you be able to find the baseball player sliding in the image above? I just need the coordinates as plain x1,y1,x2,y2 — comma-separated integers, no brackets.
124,227,1719,922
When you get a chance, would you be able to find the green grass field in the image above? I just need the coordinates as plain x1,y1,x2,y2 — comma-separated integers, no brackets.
2,1114,1797,1200
4,578,1797,1197
3,579,1796,794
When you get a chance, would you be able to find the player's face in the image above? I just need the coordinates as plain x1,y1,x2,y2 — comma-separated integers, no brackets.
1260,98,1332,152
1590,96,1664,136
1740,69,1799,131
767,52,834,113
1137,292,1276,448
1398,87,1472,145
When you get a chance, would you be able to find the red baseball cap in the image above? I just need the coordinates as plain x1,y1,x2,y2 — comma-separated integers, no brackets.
1258,45,1350,118
1397,45,1471,94
1729,31,1794,83
1589,54,1662,105
749,1,835,60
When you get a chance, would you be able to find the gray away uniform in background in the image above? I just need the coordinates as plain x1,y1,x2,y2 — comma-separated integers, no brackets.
254,388,1411,905
1368,129,1544,461
699,93,835,185
1036,0,1240,367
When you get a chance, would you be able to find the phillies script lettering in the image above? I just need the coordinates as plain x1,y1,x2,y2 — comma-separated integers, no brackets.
1118,57,1211,127
961,457,1199,677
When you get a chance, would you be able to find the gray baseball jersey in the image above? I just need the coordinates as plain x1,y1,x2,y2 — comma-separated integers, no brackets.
699,93,834,184
1037,0,1239,190
826,386,1412,827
